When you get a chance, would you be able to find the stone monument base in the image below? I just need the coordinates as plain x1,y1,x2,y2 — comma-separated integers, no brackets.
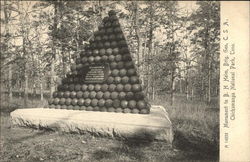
10,105,173,143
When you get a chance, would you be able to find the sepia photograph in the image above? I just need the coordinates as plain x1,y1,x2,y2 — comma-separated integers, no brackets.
1,1,248,162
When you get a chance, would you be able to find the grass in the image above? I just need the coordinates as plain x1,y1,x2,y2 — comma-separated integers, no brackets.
0,93,219,161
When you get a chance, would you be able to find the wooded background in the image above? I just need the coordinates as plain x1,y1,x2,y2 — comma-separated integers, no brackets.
0,1,220,107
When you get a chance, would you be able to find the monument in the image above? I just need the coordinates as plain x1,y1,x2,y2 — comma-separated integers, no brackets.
10,10,173,143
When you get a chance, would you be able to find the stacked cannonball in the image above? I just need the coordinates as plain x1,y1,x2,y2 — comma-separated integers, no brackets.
47,10,150,114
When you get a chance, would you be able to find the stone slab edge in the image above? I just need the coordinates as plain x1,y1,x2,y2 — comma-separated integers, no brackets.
10,105,173,143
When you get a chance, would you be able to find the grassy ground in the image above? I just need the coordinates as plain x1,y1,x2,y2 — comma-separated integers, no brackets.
0,93,219,162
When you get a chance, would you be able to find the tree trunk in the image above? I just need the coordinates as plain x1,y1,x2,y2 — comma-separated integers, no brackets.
23,62,29,107
40,78,44,101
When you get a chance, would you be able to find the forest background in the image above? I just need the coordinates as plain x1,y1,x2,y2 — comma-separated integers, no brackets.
1,1,220,160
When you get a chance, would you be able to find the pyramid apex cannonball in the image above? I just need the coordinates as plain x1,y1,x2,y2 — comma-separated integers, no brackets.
108,10,116,16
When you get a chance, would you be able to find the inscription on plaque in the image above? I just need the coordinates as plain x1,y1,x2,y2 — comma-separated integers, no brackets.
84,64,109,83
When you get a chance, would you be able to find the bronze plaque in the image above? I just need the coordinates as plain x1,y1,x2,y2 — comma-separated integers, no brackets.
84,64,110,83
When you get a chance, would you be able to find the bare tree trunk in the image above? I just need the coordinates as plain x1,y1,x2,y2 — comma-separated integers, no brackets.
40,78,44,101
23,62,29,107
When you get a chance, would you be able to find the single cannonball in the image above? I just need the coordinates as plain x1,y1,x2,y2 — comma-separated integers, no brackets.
124,84,132,92
118,40,127,47
57,85,64,91
120,100,128,108
94,56,101,62
101,55,108,62
137,100,146,110
75,84,81,91
112,21,120,27
113,99,120,108
127,69,136,76
100,107,107,112
78,98,85,106
97,42,104,49
110,62,117,69
134,92,145,100
106,28,113,34
105,99,113,107
109,34,116,40
103,91,111,99
70,91,77,98
95,84,101,91
121,76,129,84
123,108,131,113
93,49,99,56
115,55,122,62
109,15,118,21
113,48,119,54
111,69,119,77
108,55,115,62
116,84,124,92
71,98,78,106
102,35,109,41
56,105,61,109
53,98,60,105
110,41,117,48
119,69,127,77
65,98,72,106
131,109,139,114
120,47,129,54
119,92,126,100
126,92,134,100
108,84,116,92
76,64,83,70
122,54,132,61
82,57,88,64
74,105,81,110
87,50,92,56
69,84,75,91
83,91,90,98
57,91,64,98
116,62,124,69
76,91,83,98
99,48,106,55
132,84,142,92
67,105,74,110
99,29,106,35
98,99,106,107
95,36,102,42
114,76,121,84
91,99,98,107
96,91,104,99
104,42,111,48
88,84,95,91
128,100,137,109
105,22,112,28
110,92,118,99
115,108,123,113
130,76,139,84
84,98,91,106
93,106,100,111
140,109,149,114
64,91,71,98
107,76,114,84
81,84,88,91
59,98,66,105
89,91,97,99
107,107,115,112
86,106,93,111
114,27,122,33
88,56,95,63
116,33,124,40
53,91,58,98
101,84,109,92
106,48,113,55
61,105,67,109
80,105,86,110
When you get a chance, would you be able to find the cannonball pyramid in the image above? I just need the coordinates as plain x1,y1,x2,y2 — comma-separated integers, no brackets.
47,10,150,114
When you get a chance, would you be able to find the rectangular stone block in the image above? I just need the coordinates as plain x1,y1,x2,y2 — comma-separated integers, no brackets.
10,105,173,143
